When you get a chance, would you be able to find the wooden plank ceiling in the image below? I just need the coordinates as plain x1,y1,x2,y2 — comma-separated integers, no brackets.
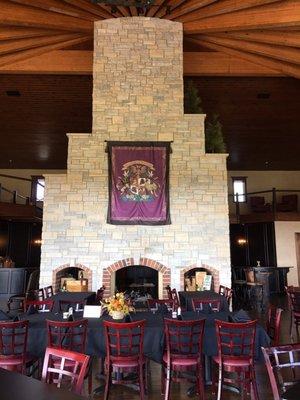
0,0,299,170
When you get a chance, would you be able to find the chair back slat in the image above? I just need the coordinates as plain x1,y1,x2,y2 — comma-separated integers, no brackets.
164,318,205,358
104,320,145,360
24,299,54,313
47,319,88,354
59,300,86,313
215,319,257,359
192,298,221,312
147,299,174,312
42,346,89,395
44,286,54,299
262,343,300,400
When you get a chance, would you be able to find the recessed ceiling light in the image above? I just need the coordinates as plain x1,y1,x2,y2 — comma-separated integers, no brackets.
6,90,21,97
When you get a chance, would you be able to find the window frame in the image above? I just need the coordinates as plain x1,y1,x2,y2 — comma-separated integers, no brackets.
232,176,247,203
31,175,45,204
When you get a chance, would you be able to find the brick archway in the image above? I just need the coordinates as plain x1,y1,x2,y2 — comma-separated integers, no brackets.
180,263,220,292
102,257,171,299
52,263,92,294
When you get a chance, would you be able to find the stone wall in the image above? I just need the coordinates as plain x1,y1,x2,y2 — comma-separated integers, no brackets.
40,18,231,293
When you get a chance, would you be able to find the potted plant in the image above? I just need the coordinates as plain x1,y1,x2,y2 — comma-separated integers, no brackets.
184,80,226,153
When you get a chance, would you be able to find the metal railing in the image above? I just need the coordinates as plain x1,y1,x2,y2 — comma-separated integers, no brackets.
228,188,300,222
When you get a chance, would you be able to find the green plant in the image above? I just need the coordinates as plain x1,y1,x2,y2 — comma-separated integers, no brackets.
184,80,226,153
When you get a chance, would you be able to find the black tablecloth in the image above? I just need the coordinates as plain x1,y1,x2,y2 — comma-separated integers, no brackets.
51,291,96,312
21,310,269,363
179,290,229,312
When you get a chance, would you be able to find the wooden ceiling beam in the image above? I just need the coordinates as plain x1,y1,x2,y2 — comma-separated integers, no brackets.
0,49,93,74
129,7,138,16
0,26,66,40
61,0,114,19
176,0,281,23
0,49,285,76
0,1,93,32
195,34,300,65
0,35,90,67
0,33,88,56
165,0,217,20
188,37,300,78
184,51,283,76
7,0,99,21
184,1,300,33
221,30,300,48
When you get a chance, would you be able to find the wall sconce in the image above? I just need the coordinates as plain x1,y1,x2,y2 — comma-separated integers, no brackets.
33,239,43,245
237,238,247,246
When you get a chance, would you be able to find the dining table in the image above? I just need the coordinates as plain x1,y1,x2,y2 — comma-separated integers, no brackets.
178,290,229,312
0,368,85,400
50,291,96,312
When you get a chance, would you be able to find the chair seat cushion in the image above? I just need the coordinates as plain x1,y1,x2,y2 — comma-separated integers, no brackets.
109,356,146,368
213,355,252,367
163,353,198,366
0,353,37,367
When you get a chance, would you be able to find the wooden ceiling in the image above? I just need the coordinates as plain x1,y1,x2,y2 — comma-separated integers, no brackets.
0,0,299,170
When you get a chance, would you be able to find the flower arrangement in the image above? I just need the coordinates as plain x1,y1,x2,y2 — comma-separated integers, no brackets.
103,292,134,319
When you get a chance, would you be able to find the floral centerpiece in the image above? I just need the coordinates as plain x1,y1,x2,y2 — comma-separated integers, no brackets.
103,292,134,320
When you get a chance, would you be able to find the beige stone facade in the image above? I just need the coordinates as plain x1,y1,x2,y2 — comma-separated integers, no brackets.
40,18,231,295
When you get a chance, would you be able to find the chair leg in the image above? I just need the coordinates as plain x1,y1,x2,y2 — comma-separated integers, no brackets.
164,366,171,400
88,369,93,395
196,364,204,400
217,365,223,400
161,365,165,395
250,366,259,400
104,364,111,400
139,364,145,400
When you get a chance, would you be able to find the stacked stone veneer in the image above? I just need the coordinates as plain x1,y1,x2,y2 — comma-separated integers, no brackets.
40,17,231,295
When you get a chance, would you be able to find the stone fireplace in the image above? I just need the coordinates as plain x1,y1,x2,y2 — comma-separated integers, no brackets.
39,17,230,294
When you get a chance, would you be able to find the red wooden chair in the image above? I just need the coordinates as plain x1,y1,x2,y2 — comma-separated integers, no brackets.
165,285,172,300
262,343,300,400
0,320,38,375
147,299,174,312
162,318,205,400
95,285,106,304
24,299,54,313
219,286,233,306
59,299,86,313
103,319,147,400
46,318,92,394
289,291,300,339
44,285,54,298
170,288,180,309
33,288,45,301
213,319,258,400
192,298,221,312
266,306,283,346
41,346,90,395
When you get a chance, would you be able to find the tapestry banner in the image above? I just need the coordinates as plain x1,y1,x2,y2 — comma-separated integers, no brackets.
107,141,171,225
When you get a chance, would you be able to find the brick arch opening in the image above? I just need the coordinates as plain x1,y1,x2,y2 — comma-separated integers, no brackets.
52,263,92,294
102,257,171,299
180,263,220,292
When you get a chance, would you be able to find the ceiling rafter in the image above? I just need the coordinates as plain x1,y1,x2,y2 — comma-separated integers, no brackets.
219,30,300,48
164,0,217,21
188,37,300,78
194,34,300,65
146,0,166,18
0,34,90,66
0,33,90,56
172,0,281,22
61,0,115,19
7,0,99,21
183,0,300,33
0,1,93,32
0,26,66,40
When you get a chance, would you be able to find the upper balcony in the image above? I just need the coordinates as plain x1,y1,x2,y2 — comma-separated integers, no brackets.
229,188,300,224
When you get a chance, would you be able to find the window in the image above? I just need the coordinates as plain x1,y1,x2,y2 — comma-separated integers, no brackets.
232,177,247,203
31,176,45,203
